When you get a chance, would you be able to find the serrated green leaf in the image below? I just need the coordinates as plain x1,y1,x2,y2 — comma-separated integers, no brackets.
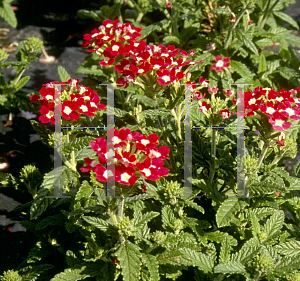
30,120,52,146
58,66,71,82
236,30,258,55
258,54,266,73
216,198,241,227
83,216,118,236
30,188,54,220
141,254,159,281
74,148,95,161
14,75,30,92
184,201,205,214
157,248,214,273
163,36,180,45
77,9,102,21
214,261,246,274
115,241,142,281
50,267,90,281
231,245,260,263
75,181,93,201
263,210,284,240
219,235,231,264
35,213,66,230
76,53,108,77
230,60,253,80
275,241,300,256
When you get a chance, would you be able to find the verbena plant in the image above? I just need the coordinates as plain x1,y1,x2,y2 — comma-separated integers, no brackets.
1,0,300,280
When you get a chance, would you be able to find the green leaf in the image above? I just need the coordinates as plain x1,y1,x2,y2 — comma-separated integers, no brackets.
263,211,285,240
216,198,241,227
184,201,205,214
236,30,258,55
258,54,266,73
214,261,247,274
82,216,118,236
273,11,299,30
141,254,159,281
138,24,162,40
157,248,214,273
35,213,66,230
30,120,52,146
0,0,17,28
230,60,253,79
134,211,160,228
275,241,300,256
75,181,93,201
76,53,108,77
231,245,260,264
50,267,90,281
219,235,231,264
30,188,54,220
14,75,30,92
115,241,142,281
163,36,180,45
74,148,95,161
77,9,102,21
58,66,71,82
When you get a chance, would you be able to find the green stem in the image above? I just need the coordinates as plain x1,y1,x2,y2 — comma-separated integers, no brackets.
118,195,125,220
224,8,247,49
208,128,218,183
136,12,144,23
258,0,272,28
256,141,269,168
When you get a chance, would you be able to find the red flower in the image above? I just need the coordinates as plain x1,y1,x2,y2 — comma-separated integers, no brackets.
166,0,172,8
210,56,230,73
220,109,231,119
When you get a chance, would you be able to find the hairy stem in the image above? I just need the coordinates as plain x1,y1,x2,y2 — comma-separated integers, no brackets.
209,128,218,183
256,141,269,168
224,8,247,49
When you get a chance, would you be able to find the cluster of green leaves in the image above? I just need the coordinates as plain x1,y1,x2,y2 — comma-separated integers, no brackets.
0,37,44,111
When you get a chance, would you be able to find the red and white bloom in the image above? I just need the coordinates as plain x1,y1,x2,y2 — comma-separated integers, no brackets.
210,56,230,73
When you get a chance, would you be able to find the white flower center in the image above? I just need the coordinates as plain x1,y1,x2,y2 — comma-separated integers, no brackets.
266,107,275,114
80,105,88,112
142,168,151,177
103,35,110,40
112,45,119,52
90,102,97,108
124,35,130,40
141,139,150,146
216,60,224,67
63,106,72,115
112,136,121,145
275,119,284,126
46,95,53,100
162,76,170,82
121,172,131,182
249,98,256,105
46,111,54,118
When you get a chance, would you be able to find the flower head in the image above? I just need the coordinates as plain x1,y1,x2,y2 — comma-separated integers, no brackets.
80,128,170,186
210,56,230,73
30,79,106,124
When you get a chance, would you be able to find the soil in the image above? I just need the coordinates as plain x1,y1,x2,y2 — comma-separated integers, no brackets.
1,0,300,275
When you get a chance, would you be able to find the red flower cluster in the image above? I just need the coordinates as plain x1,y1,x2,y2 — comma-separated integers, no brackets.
30,79,106,124
82,19,195,87
242,87,300,132
80,128,170,186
